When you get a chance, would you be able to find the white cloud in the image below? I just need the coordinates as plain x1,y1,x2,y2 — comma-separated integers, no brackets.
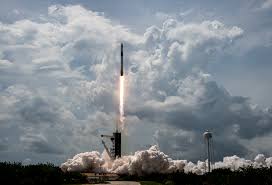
261,0,272,9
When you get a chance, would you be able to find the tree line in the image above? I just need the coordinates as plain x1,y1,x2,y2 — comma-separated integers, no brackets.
1,162,272,185
120,167,272,185
0,162,87,185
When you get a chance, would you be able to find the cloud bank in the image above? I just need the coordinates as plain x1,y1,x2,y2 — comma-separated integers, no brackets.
0,5,271,163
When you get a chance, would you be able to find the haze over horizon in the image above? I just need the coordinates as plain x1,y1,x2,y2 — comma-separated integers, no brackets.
0,0,272,165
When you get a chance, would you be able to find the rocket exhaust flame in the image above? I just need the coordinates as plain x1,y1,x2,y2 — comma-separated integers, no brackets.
119,76,125,130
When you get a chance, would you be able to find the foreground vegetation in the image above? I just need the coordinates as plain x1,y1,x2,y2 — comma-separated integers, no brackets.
1,162,272,185
0,162,87,185
124,167,272,185
140,181,164,185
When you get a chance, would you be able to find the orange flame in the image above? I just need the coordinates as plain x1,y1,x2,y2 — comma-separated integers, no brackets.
119,76,125,130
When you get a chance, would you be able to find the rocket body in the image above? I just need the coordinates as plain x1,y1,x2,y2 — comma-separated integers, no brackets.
121,43,123,76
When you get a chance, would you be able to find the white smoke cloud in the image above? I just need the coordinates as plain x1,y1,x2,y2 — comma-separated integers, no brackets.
61,151,104,172
61,145,272,175
61,145,187,175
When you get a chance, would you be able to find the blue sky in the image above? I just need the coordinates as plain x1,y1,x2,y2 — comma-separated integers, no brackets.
0,0,272,164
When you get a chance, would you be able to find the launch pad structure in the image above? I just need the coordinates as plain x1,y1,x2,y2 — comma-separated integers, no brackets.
101,131,121,159
100,43,124,160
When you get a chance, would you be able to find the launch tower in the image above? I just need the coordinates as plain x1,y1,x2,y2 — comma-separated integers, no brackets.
101,43,123,159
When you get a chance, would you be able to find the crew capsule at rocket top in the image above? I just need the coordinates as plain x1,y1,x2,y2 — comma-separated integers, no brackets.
120,43,123,76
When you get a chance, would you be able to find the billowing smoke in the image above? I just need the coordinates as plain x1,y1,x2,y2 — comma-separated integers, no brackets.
61,146,272,175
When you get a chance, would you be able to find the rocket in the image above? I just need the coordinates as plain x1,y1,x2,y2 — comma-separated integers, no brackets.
120,43,123,76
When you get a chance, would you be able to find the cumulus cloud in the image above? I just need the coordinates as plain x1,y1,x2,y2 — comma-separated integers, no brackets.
0,138,8,151
132,71,272,160
261,0,272,9
20,133,63,154
0,4,141,151
0,4,271,164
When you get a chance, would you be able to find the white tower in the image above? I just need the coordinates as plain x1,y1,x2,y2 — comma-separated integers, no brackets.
203,130,213,172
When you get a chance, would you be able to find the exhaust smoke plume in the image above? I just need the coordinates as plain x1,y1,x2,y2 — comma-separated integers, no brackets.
61,145,272,176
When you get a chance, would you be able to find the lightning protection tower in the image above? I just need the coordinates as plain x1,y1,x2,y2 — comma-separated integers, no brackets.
203,130,213,172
